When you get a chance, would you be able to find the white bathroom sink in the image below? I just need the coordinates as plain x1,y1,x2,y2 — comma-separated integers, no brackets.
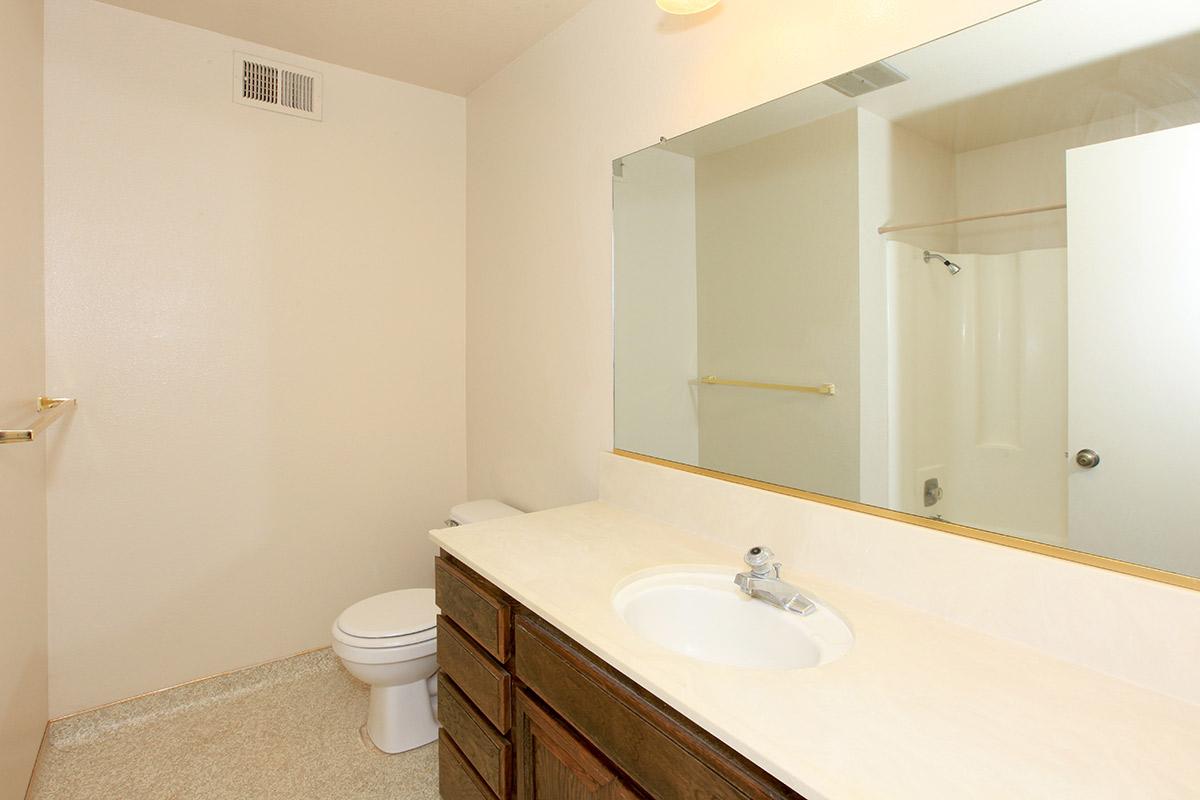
612,566,853,670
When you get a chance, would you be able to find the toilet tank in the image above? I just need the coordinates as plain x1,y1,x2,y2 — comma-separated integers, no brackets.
447,499,523,526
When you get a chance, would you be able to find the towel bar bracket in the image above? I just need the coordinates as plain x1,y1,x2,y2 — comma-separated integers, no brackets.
0,396,77,444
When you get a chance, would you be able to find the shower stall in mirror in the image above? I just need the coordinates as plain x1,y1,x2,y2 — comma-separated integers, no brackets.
613,0,1200,582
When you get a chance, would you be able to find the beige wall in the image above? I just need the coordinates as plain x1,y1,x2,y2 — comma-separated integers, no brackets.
43,0,466,716
0,0,48,794
465,0,1029,512
695,111,860,497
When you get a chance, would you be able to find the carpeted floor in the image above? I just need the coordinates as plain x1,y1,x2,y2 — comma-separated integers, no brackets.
27,648,440,800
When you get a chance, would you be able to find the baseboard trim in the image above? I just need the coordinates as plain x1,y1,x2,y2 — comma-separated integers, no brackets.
23,720,50,800
47,644,331,725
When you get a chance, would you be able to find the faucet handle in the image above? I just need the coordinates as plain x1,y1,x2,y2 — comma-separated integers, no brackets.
744,545,773,567
744,546,779,577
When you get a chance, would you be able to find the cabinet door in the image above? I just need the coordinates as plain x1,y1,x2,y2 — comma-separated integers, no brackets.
514,688,642,800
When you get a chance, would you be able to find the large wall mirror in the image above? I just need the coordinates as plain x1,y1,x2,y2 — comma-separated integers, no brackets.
613,0,1200,586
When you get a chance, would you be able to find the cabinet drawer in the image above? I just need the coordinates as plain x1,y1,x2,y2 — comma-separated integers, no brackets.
515,614,801,800
440,730,499,800
439,615,512,732
436,555,512,662
439,673,512,798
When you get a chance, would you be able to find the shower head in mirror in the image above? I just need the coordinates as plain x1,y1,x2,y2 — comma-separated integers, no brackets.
923,250,962,275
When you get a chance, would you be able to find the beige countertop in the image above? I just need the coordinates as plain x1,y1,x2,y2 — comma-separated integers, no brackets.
430,501,1200,800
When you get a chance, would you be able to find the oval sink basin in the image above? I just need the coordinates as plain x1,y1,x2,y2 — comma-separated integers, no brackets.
612,566,853,670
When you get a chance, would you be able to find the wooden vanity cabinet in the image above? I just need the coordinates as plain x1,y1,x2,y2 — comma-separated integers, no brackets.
435,551,805,800
513,686,645,799
435,554,512,662
436,555,515,800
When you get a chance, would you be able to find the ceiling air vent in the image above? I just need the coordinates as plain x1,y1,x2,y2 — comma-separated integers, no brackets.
823,60,908,98
233,52,322,121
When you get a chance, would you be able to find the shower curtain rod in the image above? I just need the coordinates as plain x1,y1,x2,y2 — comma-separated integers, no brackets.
877,202,1066,234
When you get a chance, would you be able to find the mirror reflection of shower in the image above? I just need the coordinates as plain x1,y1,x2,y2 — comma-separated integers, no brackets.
923,250,962,275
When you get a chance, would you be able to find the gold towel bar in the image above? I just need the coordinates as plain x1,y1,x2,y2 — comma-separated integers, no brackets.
0,397,77,444
690,376,835,395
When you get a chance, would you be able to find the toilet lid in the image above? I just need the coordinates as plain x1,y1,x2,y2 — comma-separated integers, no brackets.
336,588,436,640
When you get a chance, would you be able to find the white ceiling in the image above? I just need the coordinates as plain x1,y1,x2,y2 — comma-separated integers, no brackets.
654,0,1200,158
99,0,594,96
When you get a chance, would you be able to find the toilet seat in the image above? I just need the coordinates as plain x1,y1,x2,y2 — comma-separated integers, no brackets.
333,588,437,650
332,624,435,648
332,627,437,664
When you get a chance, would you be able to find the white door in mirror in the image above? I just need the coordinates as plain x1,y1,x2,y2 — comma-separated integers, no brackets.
612,566,853,669
1066,123,1200,577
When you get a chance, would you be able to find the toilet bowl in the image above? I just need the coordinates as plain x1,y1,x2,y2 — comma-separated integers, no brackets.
332,588,439,753
333,499,523,753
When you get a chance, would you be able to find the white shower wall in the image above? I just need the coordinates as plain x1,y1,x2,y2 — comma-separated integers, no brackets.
887,242,1067,543
858,109,958,508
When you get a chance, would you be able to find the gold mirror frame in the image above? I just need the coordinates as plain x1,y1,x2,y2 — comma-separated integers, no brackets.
613,449,1200,592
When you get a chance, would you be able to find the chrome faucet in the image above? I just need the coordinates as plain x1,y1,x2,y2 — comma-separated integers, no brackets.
734,546,816,615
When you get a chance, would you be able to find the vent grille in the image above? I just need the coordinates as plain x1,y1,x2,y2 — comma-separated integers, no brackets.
234,53,322,120
243,60,278,104
280,71,314,113
823,60,908,98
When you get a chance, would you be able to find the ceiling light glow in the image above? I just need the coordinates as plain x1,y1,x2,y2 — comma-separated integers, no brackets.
656,0,721,15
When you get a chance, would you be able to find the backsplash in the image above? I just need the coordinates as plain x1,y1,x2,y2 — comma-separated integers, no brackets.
599,452,1200,705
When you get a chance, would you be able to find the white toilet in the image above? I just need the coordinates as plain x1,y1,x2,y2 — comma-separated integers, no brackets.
332,499,523,753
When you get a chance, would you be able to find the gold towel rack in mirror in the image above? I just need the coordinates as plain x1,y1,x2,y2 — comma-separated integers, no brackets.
689,376,835,395
0,397,77,444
